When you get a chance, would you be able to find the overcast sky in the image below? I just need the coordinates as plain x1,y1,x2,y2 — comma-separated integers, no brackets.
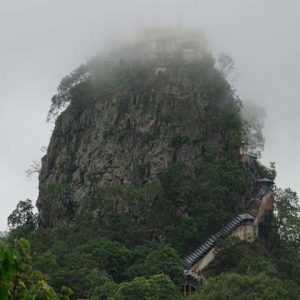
1,0,299,230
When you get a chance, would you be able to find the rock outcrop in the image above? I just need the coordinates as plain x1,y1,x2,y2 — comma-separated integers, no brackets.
37,59,241,227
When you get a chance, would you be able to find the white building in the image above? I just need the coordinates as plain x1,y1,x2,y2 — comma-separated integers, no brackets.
141,27,208,62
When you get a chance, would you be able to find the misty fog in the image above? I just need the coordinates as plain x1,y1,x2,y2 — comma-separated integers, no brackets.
1,0,300,230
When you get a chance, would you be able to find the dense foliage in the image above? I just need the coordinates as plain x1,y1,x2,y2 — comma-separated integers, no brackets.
0,239,72,300
6,178,296,299
188,272,300,300
6,186,300,299
81,158,251,253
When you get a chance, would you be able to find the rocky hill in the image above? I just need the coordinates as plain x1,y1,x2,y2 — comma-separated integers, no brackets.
4,29,300,300
37,57,244,229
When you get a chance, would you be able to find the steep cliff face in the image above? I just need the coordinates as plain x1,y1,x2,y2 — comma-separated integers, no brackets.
37,58,243,227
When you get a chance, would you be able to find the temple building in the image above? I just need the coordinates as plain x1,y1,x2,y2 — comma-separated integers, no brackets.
141,27,208,62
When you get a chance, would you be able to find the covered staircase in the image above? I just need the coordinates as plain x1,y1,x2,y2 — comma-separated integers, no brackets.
183,178,274,289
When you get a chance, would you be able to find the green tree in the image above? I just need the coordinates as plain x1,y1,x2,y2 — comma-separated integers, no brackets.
0,239,71,300
89,270,118,300
218,53,236,79
272,188,300,284
114,275,182,300
0,244,15,300
75,238,132,281
275,188,300,246
144,243,185,285
7,199,37,234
